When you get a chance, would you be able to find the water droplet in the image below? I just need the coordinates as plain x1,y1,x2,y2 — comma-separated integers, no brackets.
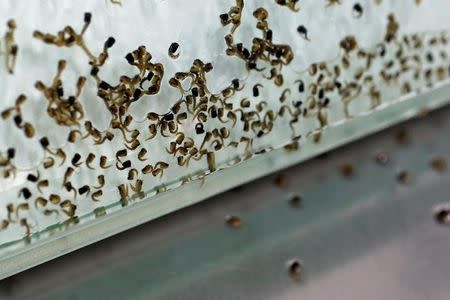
225,215,241,228
289,195,303,208
274,174,288,188
430,156,447,172
374,151,389,165
339,163,354,178
434,205,450,225
397,170,411,184
287,259,302,281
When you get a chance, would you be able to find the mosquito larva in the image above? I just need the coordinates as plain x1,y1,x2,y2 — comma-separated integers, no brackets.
34,197,47,208
43,157,55,169
142,164,153,174
37,180,49,193
118,184,129,200
297,25,310,41
0,219,9,230
137,148,148,161
125,140,140,150
49,194,61,205
309,63,318,76
127,168,138,180
64,182,77,199
252,84,263,97
86,153,96,169
60,200,76,217
326,0,342,6
240,98,251,108
100,155,111,168
1,108,13,120
117,160,131,170
16,203,29,217
151,168,162,177
20,218,31,236
130,179,143,194
39,137,52,152
68,130,82,143
94,175,105,189
116,149,127,161
91,190,103,201
23,123,35,138
64,167,74,184
207,152,216,172
155,161,169,169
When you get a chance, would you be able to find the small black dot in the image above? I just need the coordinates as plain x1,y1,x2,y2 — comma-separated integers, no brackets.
232,78,240,89
104,37,115,48
99,81,111,90
27,173,38,182
57,87,64,97
40,137,49,148
289,195,303,207
7,148,15,159
253,85,260,97
298,81,304,93
148,85,158,94
195,123,204,135
169,42,179,54
78,185,89,195
434,207,450,225
146,72,154,81
287,259,302,281
242,48,250,58
353,3,363,18
122,160,131,169
219,13,229,24
168,42,181,59
67,96,76,105
90,66,99,76
84,12,92,23
21,188,32,199
297,25,309,40
72,153,81,165
125,53,134,65
163,113,174,122
318,89,324,99
266,29,273,41
13,115,22,126
133,88,142,100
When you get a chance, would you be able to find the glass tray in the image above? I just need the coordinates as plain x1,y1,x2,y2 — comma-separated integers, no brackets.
1,0,450,278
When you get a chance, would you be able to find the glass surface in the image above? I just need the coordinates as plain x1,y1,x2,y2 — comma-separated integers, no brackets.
1,0,450,277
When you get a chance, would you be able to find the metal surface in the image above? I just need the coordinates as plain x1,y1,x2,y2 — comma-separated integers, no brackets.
1,105,450,299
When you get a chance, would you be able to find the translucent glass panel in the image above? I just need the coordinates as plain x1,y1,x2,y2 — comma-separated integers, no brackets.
1,0,450,276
